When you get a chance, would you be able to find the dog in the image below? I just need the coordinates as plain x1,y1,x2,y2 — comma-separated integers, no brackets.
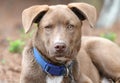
20,2,120,83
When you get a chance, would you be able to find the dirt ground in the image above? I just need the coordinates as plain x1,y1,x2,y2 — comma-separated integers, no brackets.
0,0,120,83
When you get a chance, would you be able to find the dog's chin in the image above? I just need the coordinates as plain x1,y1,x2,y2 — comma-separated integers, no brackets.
53,54,72,64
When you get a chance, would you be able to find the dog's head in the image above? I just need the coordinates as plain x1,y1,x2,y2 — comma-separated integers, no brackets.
22,3,96,64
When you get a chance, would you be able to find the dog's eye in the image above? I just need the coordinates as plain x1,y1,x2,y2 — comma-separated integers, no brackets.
67,24,74,30
44,25,53,31
44,25,52,29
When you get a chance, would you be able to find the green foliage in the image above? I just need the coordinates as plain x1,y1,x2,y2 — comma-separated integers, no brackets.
7,26,35,53
1,59,6,64
8,39,25,53
100,32,117,42
8,24,36,53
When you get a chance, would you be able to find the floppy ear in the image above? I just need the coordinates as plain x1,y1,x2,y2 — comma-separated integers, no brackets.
68,3,97,28
22,5,49,33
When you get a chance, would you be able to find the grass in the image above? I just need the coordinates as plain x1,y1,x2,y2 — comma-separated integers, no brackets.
100,32,117,42
1,59,6,64
7,26,35,54
8,39,25,53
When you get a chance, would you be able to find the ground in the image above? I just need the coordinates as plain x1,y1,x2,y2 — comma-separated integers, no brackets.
0,0,120,83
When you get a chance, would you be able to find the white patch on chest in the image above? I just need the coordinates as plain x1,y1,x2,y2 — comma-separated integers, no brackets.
101,77,112,83
46,75,63,83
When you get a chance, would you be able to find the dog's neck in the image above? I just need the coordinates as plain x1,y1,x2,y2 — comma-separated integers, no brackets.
46,61,79,83
33,47,70,76
33,47,78,83
45,62,76,83
45,61,79,83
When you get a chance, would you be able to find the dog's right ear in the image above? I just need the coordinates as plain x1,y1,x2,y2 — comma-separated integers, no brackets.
68,3,96,28
22,5,49,33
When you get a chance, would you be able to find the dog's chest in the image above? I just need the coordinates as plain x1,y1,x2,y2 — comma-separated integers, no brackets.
46,76,63,83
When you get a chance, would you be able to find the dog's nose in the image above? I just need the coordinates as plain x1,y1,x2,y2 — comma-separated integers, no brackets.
54,43,66,52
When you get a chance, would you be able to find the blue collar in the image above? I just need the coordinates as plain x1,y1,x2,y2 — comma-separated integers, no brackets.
33,47,67,76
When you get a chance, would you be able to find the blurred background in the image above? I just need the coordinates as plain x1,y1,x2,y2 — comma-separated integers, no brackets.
0,0,120,83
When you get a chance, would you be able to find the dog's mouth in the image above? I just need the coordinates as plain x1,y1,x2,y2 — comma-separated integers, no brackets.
47,48,77,64
47,52,71,64
55,57,71,62
52,52,73,64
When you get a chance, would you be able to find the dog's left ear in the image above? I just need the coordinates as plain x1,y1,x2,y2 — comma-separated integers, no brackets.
68,3,97,28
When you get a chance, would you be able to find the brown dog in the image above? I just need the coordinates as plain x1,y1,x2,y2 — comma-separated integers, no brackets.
20,3,120,83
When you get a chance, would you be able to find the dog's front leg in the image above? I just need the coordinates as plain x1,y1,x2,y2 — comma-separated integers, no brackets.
79,73,93,83
20,59,46,83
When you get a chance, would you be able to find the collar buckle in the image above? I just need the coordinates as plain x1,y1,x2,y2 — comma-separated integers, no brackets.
64,67,69,77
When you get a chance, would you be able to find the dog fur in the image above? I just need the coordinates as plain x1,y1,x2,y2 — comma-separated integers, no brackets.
20,2,120,83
